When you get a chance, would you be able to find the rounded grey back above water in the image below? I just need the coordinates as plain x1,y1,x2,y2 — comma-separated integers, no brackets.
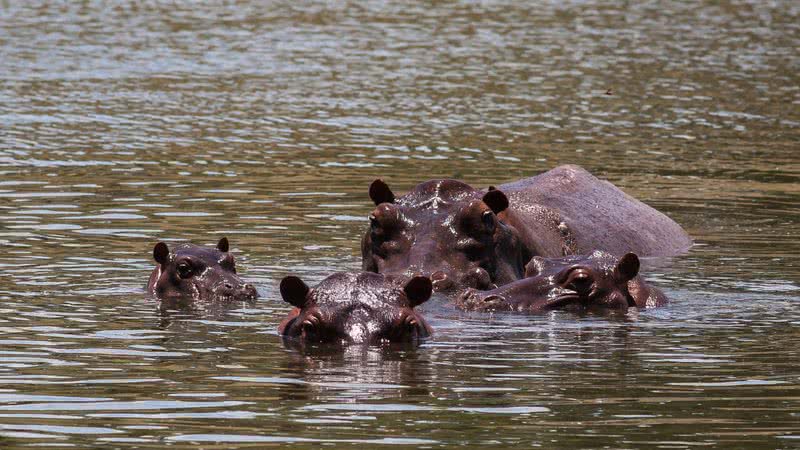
497,164,692,258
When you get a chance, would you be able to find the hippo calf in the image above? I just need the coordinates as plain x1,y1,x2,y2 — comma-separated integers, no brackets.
278,272,433,346
147,237,258,302
456,251,667,313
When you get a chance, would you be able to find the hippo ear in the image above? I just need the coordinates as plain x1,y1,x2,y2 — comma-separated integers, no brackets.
280,276,310,308
482,189,509,214
615,253,640,282
217,237,229,252
404,276,433,308
153,242,170,265
369,179,395,205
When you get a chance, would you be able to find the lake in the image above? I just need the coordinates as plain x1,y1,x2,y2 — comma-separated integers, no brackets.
0,1,798,448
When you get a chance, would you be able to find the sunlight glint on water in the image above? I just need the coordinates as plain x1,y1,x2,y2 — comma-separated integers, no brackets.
0,1,798,448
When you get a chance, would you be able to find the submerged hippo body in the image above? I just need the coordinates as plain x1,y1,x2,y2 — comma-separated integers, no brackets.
456,251,667,313
278,272,433,346
146,237,257,303
362,165,691,292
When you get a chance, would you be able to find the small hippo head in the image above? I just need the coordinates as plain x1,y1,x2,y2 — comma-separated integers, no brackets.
278,272,433,345
457,251,643,313
361,179,528,293
147,237,258,302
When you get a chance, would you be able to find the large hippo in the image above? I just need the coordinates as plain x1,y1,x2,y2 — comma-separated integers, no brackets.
146,237,258,302
362,165,691,292
278,272,433,346
456,251,667,313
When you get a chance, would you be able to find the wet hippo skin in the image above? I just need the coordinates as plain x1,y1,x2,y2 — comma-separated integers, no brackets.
146,237,258,303
362,178,527,292
278,272,433,346
497,164,692,258
362,164,691,292
456,251,668,313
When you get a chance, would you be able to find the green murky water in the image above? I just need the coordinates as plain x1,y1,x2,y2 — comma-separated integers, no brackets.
0,1,798,448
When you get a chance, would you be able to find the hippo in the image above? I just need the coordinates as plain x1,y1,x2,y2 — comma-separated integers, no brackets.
362,178,529,292
278,272,433,346
146,237,258,302
362,164,691,292
456,251,668,313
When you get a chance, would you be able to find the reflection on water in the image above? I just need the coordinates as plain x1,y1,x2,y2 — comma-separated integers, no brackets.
0,0,798,448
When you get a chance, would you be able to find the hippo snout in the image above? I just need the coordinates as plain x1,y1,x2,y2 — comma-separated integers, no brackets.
212,280,257,301
457,288,490,309
243,283,258,299
430,267,493,292
458,289,507,311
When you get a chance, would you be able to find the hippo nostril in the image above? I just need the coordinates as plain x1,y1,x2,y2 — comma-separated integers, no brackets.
565,269,593,295
477,294,504,311
458,288,481,306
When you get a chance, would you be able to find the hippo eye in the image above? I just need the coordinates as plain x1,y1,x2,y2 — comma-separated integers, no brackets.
565,268,593,294
300,313,323,341
403,314,419,331
388,313,420,341
370,206,404,237
177,262,193,279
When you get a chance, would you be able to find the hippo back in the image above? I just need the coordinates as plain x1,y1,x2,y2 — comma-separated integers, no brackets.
499,165,692,258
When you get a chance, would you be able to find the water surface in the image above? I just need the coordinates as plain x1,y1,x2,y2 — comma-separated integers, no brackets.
0,1,799,448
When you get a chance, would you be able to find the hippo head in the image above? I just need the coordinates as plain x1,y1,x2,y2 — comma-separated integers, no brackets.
147,237,258,302
361,179,528,293
457,251,642,312
278,272,433,346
